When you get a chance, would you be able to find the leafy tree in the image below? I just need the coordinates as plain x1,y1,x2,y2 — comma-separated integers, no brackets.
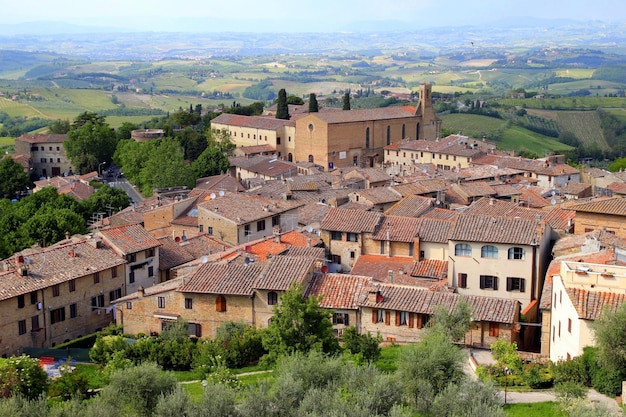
308,93,319,112
343,91,351,110
0,355,48,400
89,334,129,366
81,185,131,217
64,112,118,174
591,303,626,394
48,119,70,134
342,326,382,361
116,122,138,140
191,142,230,179
429,299,472,343
170,108,200,127
0,157,30,199
609,156,626,172
286,95,304,105
138,138,195,195
276,88,290,120
176,126,207,161
490,338,523,373
261,284,339,363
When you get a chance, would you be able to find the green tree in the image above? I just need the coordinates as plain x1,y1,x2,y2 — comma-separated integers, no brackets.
276,88,290,120
261,284,339,363
343,91,351,110
116,122,138,140
0,355,48,400
64,112,118,174
308,93,319,112
342,326,382,361
286,95,304,105
81,185,131,217
430,380,505,417
48,119,70,134
592,303,626,386
429,299,472,343
176,126,207,161
191,142,230,179
138,138,195,195
0,157,30,199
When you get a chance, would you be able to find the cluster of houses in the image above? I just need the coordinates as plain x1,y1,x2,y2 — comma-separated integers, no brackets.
3,84,626,364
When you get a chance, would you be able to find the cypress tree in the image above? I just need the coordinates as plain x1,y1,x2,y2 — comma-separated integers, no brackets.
342,91,351,110
276,88,290,120
308,93,319,113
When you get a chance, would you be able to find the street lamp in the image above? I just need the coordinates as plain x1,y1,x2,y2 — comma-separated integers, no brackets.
98,161,107,177
504,366,510,404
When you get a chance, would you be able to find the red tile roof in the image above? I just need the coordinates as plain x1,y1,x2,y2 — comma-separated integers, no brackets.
98,223,162,255
570,197,626,216
254,256,316,291
566,287,626,320
307,273,371,310
371,215,421,242
385,195,434,217
410,259,448,280
178,262,262,296
157,237,196,270
211,113,295,129
450,214,540,245
350,254,415,281
320,208,381,233
304,106,415,124
16,133,67,144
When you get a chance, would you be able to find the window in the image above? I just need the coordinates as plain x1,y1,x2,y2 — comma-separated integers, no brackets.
207,226,213,235
129,271,135,284
489,322,499,337
276,137,281,145
189,323,202,337
56,146,60,151
126,302,132,309
398,311,409,326
372,309,385,323
481,245,498,259
350,251,355,259
415,313,430,329
146,248,155,258
244,224,251,236
257,220,266,232
402,124,406,139
558,321,561,337
18,320,27,335
479,275,498,290
57,158,61,163
69,279,76,292
365,127,370,149
109,288,122,302
112,266,118,278
93,272,100,284
419,250,425,260
568,318,572,333
17,295,25,309
455,243,472,257
31,315,39,331
30,291,38,305
272,216,280,227
458,273,467,289
331,255,341,265
127,253,136,263
50,307,66,324
506,277,526,292
331,231,343,241
268,291,278,305
333,313,350,325
49,146,52,151
216,295,227,312
508,247,525,260
158,297,165,309
346,232,358,242
52,284,60,297
91,294,104,310
70,303,77,318
148,266,154,277
380,241,385,254
185,298,193,309
408,242,414,257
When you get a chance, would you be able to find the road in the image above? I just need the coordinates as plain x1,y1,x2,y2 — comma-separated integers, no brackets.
108,177,144,203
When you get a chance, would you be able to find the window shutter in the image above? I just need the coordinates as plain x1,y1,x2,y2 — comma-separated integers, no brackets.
416,314,423,329
408,313,414,328
493,277,498,291
395,311,401,326
344,314,350,326
506,277,512,291
385,311,390,325
479,276,485,289
195,324,202,337
372,309,377,323
520,279,526,293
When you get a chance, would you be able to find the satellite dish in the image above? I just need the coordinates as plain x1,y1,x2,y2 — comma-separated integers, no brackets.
200,256,208,264
306,226,313,233
551,199,556,205
436,200,441,205
181,235,187,242
551,190,556,196
219,190,225,197
321,199,326,204
210,193,216,199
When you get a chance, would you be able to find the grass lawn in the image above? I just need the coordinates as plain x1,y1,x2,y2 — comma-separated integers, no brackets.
504,401,565,417
500,125,574,155
73,364,108,389
375,344,406,373
440,113,508,136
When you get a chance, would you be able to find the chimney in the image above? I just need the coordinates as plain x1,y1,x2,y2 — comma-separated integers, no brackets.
388,270,393,283
273,226,281,243
65,231,70,240
137,286,145,298
69,248,76,258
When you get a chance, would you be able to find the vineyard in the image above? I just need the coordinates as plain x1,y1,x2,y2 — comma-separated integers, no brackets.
556,111,609,150
523,114,560,137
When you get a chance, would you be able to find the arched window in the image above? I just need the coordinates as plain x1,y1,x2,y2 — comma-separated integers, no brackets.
365,127,370,149
308,155,314,163
386,125,391,145
508,247,525,260
402,124,406,139
416,123,420,140
481,245,498,258
288,153,293,162
455,243,472,257
268,291,278,305
216,295,226,312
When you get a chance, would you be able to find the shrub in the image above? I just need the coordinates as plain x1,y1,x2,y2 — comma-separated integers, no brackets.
48,362,90,400
0,355,48,400
342,326,382,362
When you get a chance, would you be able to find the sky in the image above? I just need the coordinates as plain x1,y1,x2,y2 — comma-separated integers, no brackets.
4,0,626,32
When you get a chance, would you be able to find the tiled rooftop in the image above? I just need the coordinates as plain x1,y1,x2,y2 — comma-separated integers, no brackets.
566,287,626,320
320,208,381,233
570,197,626,216
178,262,262,296
450,214,540,245
350,254,415,281
371,215,421,242
304,106,415,124
306,273,371,310
385,195,434,217
198,191,303,225
157,237,196,270
254,256,317,291
211,113,295,129
98,223,162,255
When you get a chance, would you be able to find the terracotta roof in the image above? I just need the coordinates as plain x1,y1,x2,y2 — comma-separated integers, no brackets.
452,181,496,200
320,208,381,233
114,277,184,303
393,179,447,196
195,173,245,192
358,283,518,324
450,214,540,245
422,208,458,220
351,187,401,205
279,230,321,247
607,182,626,195
211,113,295,129
254,256,316,291
177,234,232,259
230,156,297,177
157,237,196,270
281,246,325,259
416,217,454,243
98,223,162,255
410,259,448,280
462,197,545,219
198,191,302,225
16,133,67,144
385,195,434,217
491,184,522,198
350,254,415,281
566,287,626,320
304,106,415,124
472,154,580,176
541,207,575,232
306,273,371,310
0,240,126,302
338,201,375,211
570,197,626,216
371,215,421,242
178,262,261,295
58,181,95,201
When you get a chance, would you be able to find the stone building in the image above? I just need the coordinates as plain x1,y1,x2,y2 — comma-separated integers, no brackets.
14,134,72,179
